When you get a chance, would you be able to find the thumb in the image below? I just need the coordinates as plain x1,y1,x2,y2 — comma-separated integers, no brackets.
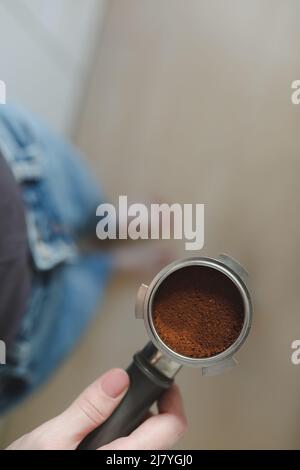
44,368,129,449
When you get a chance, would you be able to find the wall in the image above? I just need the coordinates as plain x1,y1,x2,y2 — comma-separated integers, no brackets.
0,0,107,135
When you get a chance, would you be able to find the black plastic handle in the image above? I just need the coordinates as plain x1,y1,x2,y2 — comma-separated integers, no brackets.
78,343,173,450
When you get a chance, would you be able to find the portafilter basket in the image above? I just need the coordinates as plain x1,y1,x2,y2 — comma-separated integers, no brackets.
79,254,253,449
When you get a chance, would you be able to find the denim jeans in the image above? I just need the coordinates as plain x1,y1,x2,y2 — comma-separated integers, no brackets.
0,105,112,414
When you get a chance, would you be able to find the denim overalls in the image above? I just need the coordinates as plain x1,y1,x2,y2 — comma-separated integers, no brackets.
0,104,112,414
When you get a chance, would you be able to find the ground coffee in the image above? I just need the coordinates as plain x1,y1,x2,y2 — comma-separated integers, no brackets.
152,265,244,358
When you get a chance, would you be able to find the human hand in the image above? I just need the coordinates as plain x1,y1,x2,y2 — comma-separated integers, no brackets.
7,368,187,450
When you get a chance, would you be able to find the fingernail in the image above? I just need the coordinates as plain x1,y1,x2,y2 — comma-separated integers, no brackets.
101,368,129,398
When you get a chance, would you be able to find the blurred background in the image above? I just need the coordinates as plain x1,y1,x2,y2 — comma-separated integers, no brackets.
1,0,300,449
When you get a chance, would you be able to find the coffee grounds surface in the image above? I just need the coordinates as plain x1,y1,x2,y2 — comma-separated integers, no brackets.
153,266,244,358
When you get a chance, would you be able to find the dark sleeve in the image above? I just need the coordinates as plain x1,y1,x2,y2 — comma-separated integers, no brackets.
0,152,31,345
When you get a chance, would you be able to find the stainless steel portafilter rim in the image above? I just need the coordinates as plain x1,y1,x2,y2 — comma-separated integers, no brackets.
135,254,253,374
